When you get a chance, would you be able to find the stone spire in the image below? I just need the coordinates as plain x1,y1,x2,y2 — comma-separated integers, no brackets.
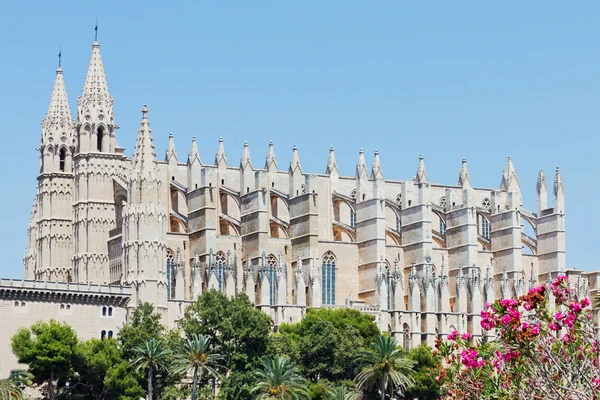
131,105,158,183
414,154,429,184
240,141,252,168
536,170,548,214
356,148,368,178
371,150,384,180
215,137,227,167
290,144,301,173
265,140,277,169
326,146,339,175
458,157,471,189
554,166,564,213
42,66,73,143
165,133,178,162
78,39,114,124
500,157,520,192
187,136,201,165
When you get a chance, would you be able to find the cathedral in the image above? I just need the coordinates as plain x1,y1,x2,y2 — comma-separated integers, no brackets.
1,37,596,376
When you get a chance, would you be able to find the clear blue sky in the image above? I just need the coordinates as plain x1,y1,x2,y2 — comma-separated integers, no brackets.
0,2,598,278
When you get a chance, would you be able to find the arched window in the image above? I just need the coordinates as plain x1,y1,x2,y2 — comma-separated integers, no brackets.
102,306,107,316
439,219,446,235
216,251,226,291
108,307,113,317
14,301,18,308
322,252,336,305
350,209,356,229
166,249,175,299
66,305,71,310
108,331,113,339
403,323,410,350
97,126,104,152
267,254,278,305
101,330,106,340
59,147,67,172
481,216,491,240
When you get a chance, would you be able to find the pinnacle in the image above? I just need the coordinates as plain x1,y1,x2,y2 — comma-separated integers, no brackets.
326,146,338,175
188,136,201,164
165,132,178,162
290,144,300,170
458,157,471,188
215,136,227,166
240,141,252,168
80,39,112,113
132,104,158,177
42,66,72,133
371,149,383,180
415,154,429,184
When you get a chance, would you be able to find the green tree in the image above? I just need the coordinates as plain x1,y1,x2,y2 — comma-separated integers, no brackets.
327,385,359,400
172,334,223,400
179,290,272,371
0,379,24,400
403,344,440,400
117,302,164,361
295,320,363,381
60,338,143,400
355,335,415,400
252,356,309,400
217,368,256,400
11,320,79,400
132,338,172,400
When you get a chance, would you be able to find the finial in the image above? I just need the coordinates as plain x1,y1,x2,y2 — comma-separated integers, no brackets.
169,132,173,138
141,104,149,118
375,149,379,155
94,18,98,41
293,144,297,150
269,140,273,146
58,45,62,68
330,146,334,152
359,148,364,154
462,157,466,163
419,154,424,160
556,166,560,172
244,141,248,147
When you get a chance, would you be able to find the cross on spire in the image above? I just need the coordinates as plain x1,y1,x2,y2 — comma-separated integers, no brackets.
95,18,98,41
58,45,62,68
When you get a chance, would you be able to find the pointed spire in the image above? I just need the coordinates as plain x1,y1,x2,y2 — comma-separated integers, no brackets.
458,157,471,188
42,66,73,139
79,39,113,120
554,166,564,213
290,144,301,172
187,136,201,165
240,141,252,168
132,105,158,179
536,170,548,213
356,148,368,178
165,133,178,162
265,140,277,169
215,137,227,166
326,146,339,175
500,156,520,192
414,154,429,184
371,150,384,180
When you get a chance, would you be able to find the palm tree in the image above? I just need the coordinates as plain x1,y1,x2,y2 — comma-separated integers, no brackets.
328,384,360,400
0,379,25,400
355,335,415,400
171,334,223,400
132,338,171,400
252,355,309,400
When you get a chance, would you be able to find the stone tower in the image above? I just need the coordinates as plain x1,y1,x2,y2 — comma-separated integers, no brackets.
25,65,75,281
72,39,127,283
122,106,168,310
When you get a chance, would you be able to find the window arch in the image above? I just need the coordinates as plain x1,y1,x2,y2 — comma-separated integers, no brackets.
350,209,356,229
439,196,447,209
59,147,67,172
439,219,446,235
108,307,113,317
166,249,175,300
102,306,107,316
481,216,491,240
107,331,113,339
322,252,336,305
101,330,106,340
403,323,410,350
97,125,104,152
267,254,278,305
216,251,226,292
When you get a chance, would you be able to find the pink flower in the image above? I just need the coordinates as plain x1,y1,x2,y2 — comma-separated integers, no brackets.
562,333,571,343
531,325,540,335
461,333,472,340
554,312,566,321
549,323,559,331
502,315,512,325
448,330,458,341
581,298,591,308
524,303,532,311
461,349,483,368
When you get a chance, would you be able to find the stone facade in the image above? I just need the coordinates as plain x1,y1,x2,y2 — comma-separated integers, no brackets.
4,37,599,378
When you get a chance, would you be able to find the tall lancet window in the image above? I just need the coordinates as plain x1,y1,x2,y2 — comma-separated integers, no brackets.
322,252,336,305
385,260,392,310
350,210,356,229
267,254,278,305
481,216,491,240
59,147,67,172
439,219,446,235
216,251,226,291
166,249,175,300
